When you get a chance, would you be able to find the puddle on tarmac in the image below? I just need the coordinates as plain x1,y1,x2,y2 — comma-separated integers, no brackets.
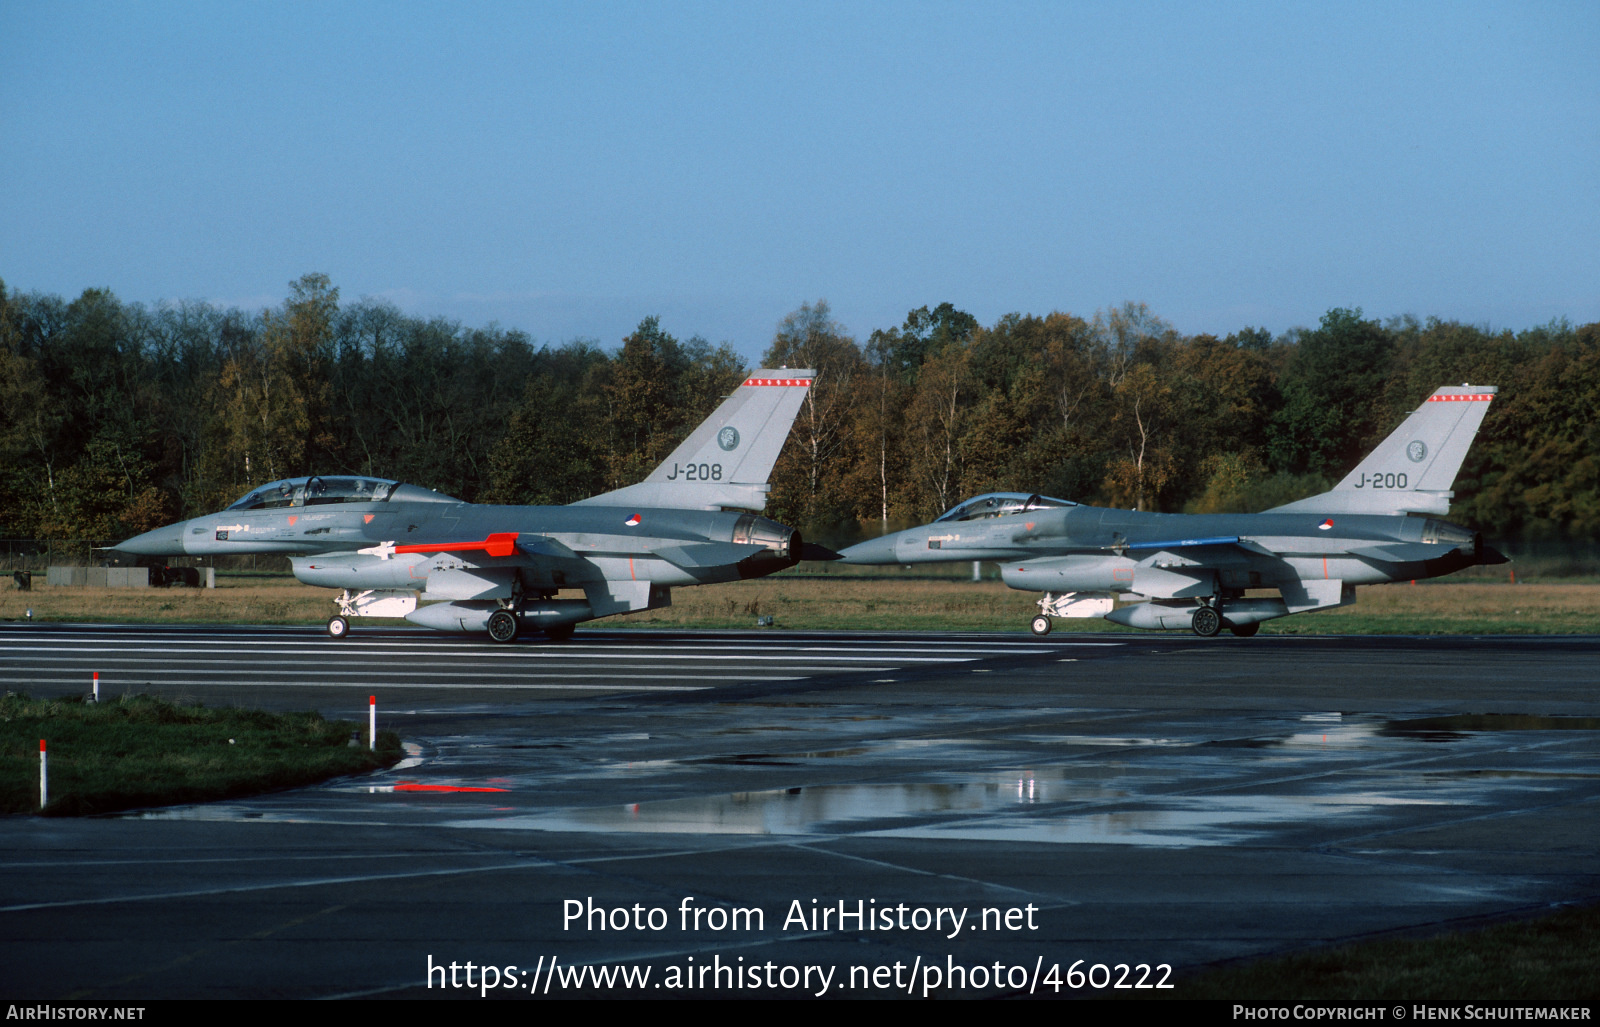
1203,714,1566,750
451,772,1122,836
445,770,1466,846
871,792,1460,847
391,742,426,771
1017,735,1191,747
691,747,871,766
1384,714,1600,739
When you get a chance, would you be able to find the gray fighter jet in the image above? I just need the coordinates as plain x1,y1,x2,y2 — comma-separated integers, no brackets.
116,370,816,641
836,384,1506,637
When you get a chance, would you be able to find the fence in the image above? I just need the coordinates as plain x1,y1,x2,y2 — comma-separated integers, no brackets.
0,540,290,575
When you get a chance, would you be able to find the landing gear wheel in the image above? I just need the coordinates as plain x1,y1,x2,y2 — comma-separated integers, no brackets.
1191,605,1222,637
327,615,350,640
487,609,519,644
1229,621,1260,638
1030,615,1053,636
544,623,575,642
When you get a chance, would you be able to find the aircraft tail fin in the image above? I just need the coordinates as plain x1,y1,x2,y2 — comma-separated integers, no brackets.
1267,385,1496,517
574,369,814,512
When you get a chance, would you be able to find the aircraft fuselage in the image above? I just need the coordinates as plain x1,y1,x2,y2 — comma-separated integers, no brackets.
846,505,1485,594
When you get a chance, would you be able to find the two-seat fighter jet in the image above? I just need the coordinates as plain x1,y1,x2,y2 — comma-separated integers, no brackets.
116,370,816,641
836,385,1506,637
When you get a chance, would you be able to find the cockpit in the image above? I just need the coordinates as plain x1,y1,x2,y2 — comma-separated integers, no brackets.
933,492,1076,523
225,476,420,510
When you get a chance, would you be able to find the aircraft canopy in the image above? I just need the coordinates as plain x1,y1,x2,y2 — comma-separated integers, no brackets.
934,492,1076,523
226,476,458,510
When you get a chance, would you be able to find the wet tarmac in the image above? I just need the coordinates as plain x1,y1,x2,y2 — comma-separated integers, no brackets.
2,626,1597,998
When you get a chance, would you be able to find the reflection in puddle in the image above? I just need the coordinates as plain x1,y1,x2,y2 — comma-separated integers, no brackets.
875,793,1459,847
447,770,1466,847
391,742,427,771
456,771,1127,837
1018,735,1189,747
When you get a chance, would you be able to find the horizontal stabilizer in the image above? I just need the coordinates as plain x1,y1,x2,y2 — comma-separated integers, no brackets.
655,542,767,569
1349,542,1454,563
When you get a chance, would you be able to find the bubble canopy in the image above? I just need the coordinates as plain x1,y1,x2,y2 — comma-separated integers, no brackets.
933,492,1076,523
225,476,459,510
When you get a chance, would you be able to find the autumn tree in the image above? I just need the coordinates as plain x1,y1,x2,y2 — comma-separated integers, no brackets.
1267,307,1395,476
762,301,864,533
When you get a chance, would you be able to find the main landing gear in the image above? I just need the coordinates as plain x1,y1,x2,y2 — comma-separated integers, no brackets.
327,615,350,639
1030,614,1053,636
1190,599,1260,637
487,609,519,644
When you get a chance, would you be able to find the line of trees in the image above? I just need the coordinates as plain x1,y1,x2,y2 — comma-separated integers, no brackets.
2,273,1595,549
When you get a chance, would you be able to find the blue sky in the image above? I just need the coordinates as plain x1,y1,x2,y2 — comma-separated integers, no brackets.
3,1,1595,362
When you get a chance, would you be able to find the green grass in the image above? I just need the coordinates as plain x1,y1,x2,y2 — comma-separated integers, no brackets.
1175,902,1600,1000
0,693,403,815
6,574,1598,634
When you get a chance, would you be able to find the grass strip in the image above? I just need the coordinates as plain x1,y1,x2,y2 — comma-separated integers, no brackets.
0,693,402,816
1174,902,1600,1000
3,574,1598,634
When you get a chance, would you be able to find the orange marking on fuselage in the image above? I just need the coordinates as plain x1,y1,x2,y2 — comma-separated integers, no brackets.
392,532,520,559
393,781,508,793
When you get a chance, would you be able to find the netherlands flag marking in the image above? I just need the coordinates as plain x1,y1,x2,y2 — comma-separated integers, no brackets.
1319,519,1334,531
625,514,642,526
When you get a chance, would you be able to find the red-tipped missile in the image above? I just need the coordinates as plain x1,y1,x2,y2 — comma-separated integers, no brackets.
360,532,520,560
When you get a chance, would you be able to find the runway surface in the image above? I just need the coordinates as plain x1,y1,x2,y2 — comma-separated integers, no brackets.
2,623,1598,999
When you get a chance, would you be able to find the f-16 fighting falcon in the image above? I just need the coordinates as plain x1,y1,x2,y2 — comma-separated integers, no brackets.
836,384,1506,637
115,370,816,641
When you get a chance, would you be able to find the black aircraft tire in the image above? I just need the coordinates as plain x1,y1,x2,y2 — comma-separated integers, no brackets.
327,616,350,640
487,610,519,644
1030,615,1053,636
1230,621,1260,638
1191,605,1222,637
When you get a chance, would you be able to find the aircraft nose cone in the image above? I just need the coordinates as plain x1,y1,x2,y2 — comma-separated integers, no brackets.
837,534,901,565
114,522,187,556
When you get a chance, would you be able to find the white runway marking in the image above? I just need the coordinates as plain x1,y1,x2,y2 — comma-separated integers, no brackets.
0,858,558,913
0,632,1126,694
5,645,978,663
